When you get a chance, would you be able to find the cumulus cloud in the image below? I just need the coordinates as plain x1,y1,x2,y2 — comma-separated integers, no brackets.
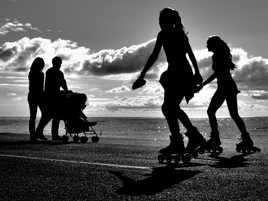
252,94,268,100
0,36,174,77
0,37,90,71
233,56,268,90
244,90,268,100
0,36,168,79
196,47,268,91
106,85,131,94
138,81,163,95
0,19,39,35
105,95,162,112
1,36,268,94
82,39,165,76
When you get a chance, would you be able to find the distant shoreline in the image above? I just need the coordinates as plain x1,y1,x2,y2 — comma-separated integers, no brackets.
0,116,268,120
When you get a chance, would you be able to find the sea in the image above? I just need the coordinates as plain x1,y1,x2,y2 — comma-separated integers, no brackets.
0,116,267,142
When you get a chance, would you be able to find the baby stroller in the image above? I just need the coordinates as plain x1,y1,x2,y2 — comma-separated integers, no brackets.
58,91,100,143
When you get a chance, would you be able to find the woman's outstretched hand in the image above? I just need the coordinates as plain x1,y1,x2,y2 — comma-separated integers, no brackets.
132,77,146,90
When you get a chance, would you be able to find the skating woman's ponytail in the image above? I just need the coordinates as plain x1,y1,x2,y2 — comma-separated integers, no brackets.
159,8,187,35
173,9,187,35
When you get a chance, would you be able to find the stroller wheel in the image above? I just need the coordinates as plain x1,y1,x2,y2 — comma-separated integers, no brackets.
62,135,69,143
73,135,80,143
91,135,99,143
80,136,88,143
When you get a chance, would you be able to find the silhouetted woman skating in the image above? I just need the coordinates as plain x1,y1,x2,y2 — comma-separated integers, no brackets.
198,35,260,153
28,57,46,142
133,8,206,157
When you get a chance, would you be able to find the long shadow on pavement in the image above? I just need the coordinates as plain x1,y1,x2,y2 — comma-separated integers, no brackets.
110,166,201,195
208,153,255,168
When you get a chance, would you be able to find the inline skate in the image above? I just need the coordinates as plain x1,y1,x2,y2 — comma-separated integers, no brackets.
236,134,261,153
158,135,185,165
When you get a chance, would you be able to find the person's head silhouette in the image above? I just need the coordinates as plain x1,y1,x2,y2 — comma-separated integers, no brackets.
30,57,45,72
52,56,62,69
159,8,184,32
207,35,235,70
207,35,224,52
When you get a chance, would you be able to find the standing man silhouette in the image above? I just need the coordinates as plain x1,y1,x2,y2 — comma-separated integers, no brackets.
36,56,68,140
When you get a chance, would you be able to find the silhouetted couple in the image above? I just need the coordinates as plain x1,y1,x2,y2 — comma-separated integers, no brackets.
133,8,257,156
28,56,68,142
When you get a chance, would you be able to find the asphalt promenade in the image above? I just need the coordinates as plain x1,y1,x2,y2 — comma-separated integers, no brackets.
0,133,267,201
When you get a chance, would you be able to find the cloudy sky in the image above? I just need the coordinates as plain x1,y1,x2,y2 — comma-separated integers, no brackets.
0,0,268,117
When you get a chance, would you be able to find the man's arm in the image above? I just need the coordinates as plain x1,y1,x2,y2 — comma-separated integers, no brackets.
60,72,68,91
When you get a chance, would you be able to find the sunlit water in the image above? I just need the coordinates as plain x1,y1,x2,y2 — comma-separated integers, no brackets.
0,117,267,142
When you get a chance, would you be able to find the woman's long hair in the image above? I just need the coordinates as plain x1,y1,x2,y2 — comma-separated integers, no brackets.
159,8,186,35
30,57,45,72
207,35,236,70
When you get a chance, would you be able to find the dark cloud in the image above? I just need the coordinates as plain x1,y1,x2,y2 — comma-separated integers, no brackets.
196,49,268,91
105,96,162,112
0,46,17,62
1,36,268,94
232,54,241,63
252,93,268,100
0,37,166,79
0,37,88,72
7,43,40,71
234,59,268,90
198,56,212,69
82,40,165,76
105,102,160,112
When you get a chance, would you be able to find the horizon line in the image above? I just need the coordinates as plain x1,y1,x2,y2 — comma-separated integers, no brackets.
0,115,268,119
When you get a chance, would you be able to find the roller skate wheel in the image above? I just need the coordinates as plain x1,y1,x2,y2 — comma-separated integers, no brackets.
91,135,99,143
73,136,80,142
236,147,241,153
80,136,88,143
182,154,191,163
192,152,198,158
166,156,172,164
198,147,205,154
243,149,249,154
207,147,212,153
62,135,69,143
158,155,164,163
174,157,181,164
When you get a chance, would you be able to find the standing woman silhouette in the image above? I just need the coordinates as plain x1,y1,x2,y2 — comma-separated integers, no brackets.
199,35,260,152
28,57,47,142
133,8,206,156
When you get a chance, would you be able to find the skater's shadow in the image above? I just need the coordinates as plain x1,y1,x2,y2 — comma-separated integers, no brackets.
110,166,201,195
165,161,205,168
209,153,253,168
